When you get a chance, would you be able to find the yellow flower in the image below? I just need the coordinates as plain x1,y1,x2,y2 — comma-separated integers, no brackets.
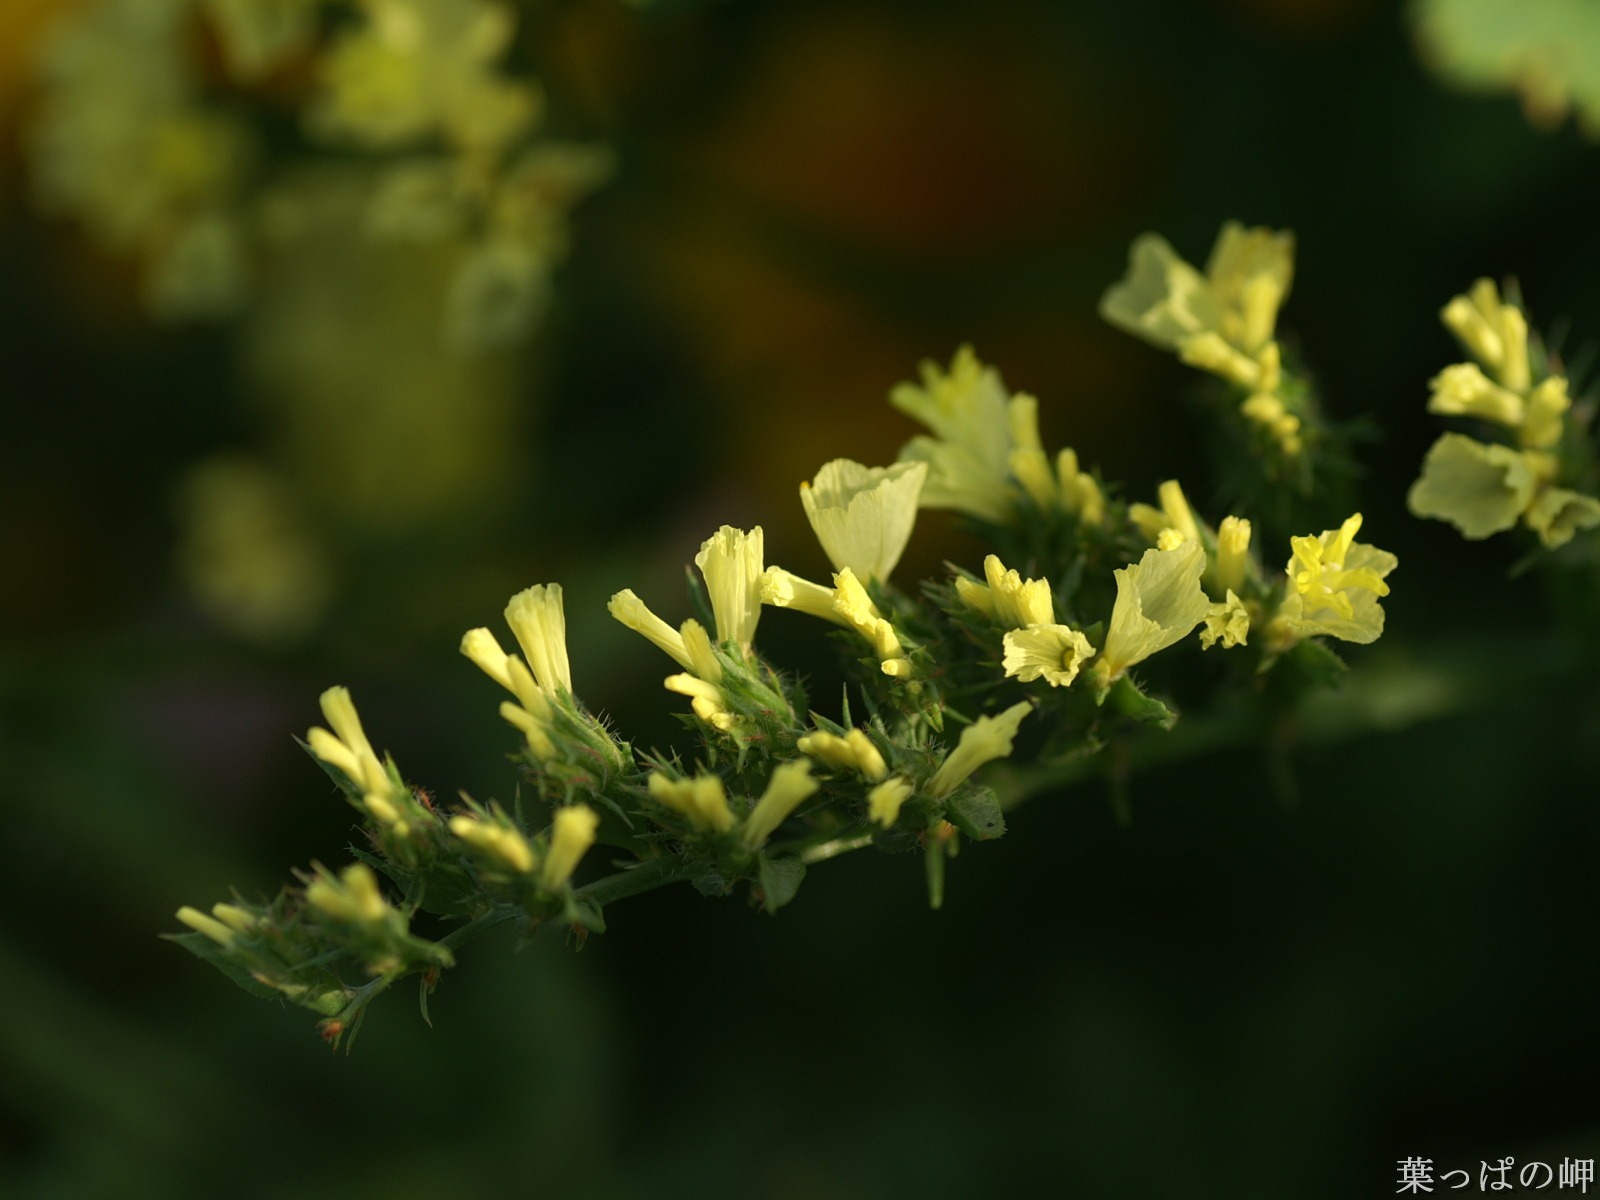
742,760,821,849
1441,278,1530,392
800,459,927,583
891,346,1015,522
796,729,888,781
503,584,572,695
306,686,406,830
1129,479,1202,547
647,772,734,834
1055,448,1105,526
1407,433,1541,539
1524,487,1600,549
610,587,735,729
1089,540,1211,688
1212,516,1253,596
761,566,910,678
540,805,598,889
867,777,914,828
1428,363,1526,427
176,905,238,947
1100,223,1292,358
305,862,390,927
450,812,535,874
1199,590,1250,649
1007,395,1058,509
1273,514,1395,645
608,589,696,671
955,554,1055,628
694,525,764,652
925,701,1032,799
1002,624,1097,686
1522,377,1570,450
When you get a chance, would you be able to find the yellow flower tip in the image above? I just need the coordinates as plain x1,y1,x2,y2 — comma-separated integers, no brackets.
1002,624,1097,687
1098,540,1211,681
499,699,556,758
695,525,765,650
881,656,914,678
504,583,572,695
954,574,996,617
664,672,733,732
982,553,1055,628
647,772,734,834
800,459,928,582
1443,279,1530,390
867,777,914,829
609,588,693,671
211,903,257,935
797,729,885,779
450,814,536,875
926,700,1033,799
1407,433,1539,539
1524,487,1600,549
832,568,903,660
541,805,599,889
1178,332,1262,388
1521,376,1571,450
1055,448,1105,525
306,863,389,926
678,618,723,683
1199,590,1251,650
318,686,374,762
742,759,820,849
364,790,401,825
1156,479,1202,545
1213,515,1253,594
760,566,848,626
1156,528,1186,551
461,627,516,693
1428,363,1525,427
176,905,236,947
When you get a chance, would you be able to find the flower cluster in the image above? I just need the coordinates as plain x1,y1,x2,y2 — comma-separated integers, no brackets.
1408,279,1600,550
173,225,1399,1044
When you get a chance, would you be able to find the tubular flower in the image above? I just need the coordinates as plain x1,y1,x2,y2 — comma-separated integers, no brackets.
800,459,927,582
1007,395,1058,509
1442,278,1530,393
1428,363,1525,427
503,584,572,695
1002,625,1097,686
925,701,1033,799
1199,590,1251,650
761,565,911,677
1088,540,1211,691
1272,514,1396,645
540,805,598,890
742,760,821,849
176,905,239,947
610,588,735,730
307,686,406,830
694,525,764,652
305,863,390,928
1407,433,1542,539
867,777,914,829
1055,448,1106,526
647,772,734,834
891,345,1016,522
1212,516,1253,596
797,729,888,781
450,812,535,875
462,583,579,757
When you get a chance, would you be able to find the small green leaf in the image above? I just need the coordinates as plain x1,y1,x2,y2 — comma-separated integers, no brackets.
756,854,806,914
164,931,283,1002
944,787,1006,841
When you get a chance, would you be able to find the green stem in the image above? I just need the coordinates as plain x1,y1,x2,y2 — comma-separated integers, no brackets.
576,854,697,906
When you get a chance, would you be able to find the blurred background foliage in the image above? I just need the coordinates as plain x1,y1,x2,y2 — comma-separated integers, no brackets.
4,0,1600,1196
